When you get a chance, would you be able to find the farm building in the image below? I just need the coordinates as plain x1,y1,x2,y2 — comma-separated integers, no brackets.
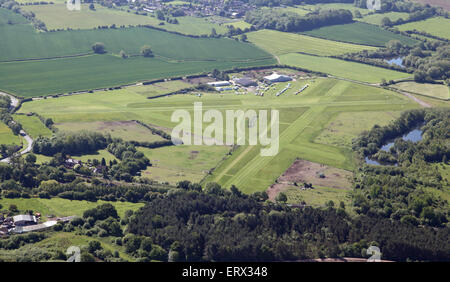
234,77,257,87
264,73,292,83
207,81,231,87
13,215,37,226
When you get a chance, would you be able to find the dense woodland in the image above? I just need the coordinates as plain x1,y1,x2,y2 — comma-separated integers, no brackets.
353,109,449,228
245,8,353,32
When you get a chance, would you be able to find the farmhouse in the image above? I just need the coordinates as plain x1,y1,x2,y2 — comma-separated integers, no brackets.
13,214,37,226
264,73,292,83
207,81,231,87
234,77,257,87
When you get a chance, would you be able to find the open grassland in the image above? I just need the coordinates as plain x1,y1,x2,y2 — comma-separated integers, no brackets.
279,53,411,83
392,82,450,100
0,54,275,97
74,149,118,163
13,114,53,138
397,17,450,40
0,123,20,145
225,20,252,30
0,7,28,24
22,4,228,35
55,121,166,143
285,186,352,207
0,24,271,62
139,145,230,184
359,12,410,26
300,3,371,16
409,0,450,10
132,80,191,97
268,6,311,16
0,197,143,219
303,22,419,47
246,29,377,56
315,111,401,149
17,77,420,193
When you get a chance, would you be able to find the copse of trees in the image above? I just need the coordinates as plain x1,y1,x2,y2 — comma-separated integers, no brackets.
140,45,154,57
245,8,353,32
92,42,106,54
32,131,111,156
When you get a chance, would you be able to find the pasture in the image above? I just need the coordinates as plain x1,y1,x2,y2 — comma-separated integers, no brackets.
0,123,20,145
0,197,144,220
279,53,411,83
396,17,450,40
303,22,419,47
392,82,450,100
359,12,410,26
55,121,167,143
13,114,53,138
22,4,228,35
139,145,230,184
246,29,377,56
299,3,371,16
315,111,401,149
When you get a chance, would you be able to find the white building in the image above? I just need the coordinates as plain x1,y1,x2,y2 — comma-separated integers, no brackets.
207,81,231,87
264,73,292,83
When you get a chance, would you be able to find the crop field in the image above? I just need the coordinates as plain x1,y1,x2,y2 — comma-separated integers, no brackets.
0,197,144,220
315,111,401,149
279,53,411,83
397,17,450,40
0,24,271,62
0,54,275,97
246,29,377,56
13,114,53,138
392,82,450,100
55,121,166,143
21,4,228,35
359,12,410,26
0,123,20,145
16,76,420,193
303,22,419,47
139,145,230,184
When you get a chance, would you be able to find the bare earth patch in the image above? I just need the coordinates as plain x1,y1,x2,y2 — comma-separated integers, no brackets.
267,159,352,201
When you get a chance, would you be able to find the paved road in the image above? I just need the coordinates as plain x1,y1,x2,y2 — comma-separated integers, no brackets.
0,92,33,163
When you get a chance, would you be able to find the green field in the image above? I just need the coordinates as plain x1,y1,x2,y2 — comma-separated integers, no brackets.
0,24,271,62
0,122,20,145
315,111,401,149
21,4,228,35
284,185,352,208
139,145,230,184
225,20,252,30
16,76,420,193
279,53,411,83
359,12,410,26
13,114,53,138
0,197,143,220
303,22,419,47
55,121,166,143
246,29,377,56
396,17,450,40
0,54,275,97
300,3,371,16
132,80,192,98
392,81,450,100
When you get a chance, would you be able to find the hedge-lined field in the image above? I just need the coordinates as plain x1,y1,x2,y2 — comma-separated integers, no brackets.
358,12,410,26
0,25,271,62
396,17,450,40
21,4,228,35
279,53,411,83
246,29,377,56
303,22,419,47
0,54,275,97
0,123,20,146
13,115,53,138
